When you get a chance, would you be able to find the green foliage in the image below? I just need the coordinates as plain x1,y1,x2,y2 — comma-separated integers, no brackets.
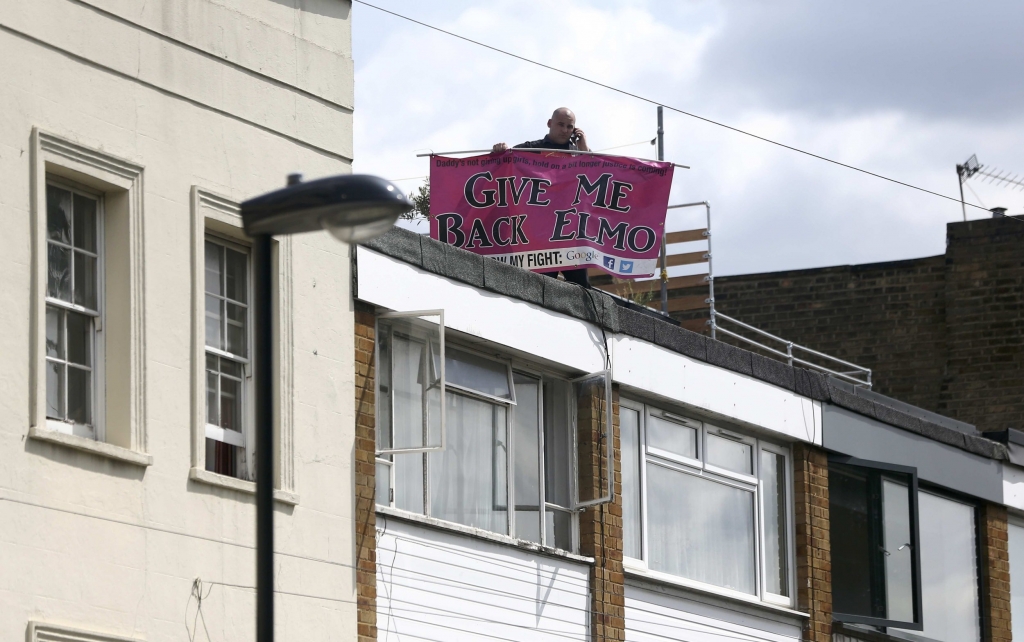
403,179,430,220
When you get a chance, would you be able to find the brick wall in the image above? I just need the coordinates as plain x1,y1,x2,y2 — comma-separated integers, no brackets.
577,382,625,642
354,302,378,642
677,216,1024,432
940,219,1024,433
979,503,1012,642
793,444,831,642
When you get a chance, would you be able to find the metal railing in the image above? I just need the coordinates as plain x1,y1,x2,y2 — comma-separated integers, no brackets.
713,311,873,388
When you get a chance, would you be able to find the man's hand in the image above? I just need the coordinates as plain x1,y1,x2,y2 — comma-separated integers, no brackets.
573,128,590,151
492,142,509,153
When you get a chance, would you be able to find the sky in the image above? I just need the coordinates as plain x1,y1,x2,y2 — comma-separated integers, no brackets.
351,0,1024,277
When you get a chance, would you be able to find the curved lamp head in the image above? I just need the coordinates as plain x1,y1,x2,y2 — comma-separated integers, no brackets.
240,174,413,243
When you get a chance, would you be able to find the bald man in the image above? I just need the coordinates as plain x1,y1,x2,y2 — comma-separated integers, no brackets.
492,108,593,287
492,107,590,153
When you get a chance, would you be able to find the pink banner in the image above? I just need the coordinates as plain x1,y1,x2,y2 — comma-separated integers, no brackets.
429,150,674,279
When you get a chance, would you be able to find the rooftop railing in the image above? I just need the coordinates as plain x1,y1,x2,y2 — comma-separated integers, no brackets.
712,311,873,388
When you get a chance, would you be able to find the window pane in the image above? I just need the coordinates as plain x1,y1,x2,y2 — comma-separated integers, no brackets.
393,336,426,449
706,432,753,475
830,464,878,618
513,373,541,543
376,461,392,506
205,438,241,478
377,328,392,451
224,247,247,303
46,306,63,358
394,452,424,513
882,478,914,622
47,244,71,302
206,367,219,426
1010,523,1024,642
226,302,247,357
46,360,64,419
543,379,572,508
903,492,980,642
220,374,242,431
545,507,573,551
47,185,72,244
621,406,642,559
67,366,91,425
66,311,92,366
73,194,97,252
73,252,97,310
221,358,242,379
445,347,512,399
205,241,222,296
647,414,697,460
429,393,508,534
760,450,789,596
205,295,222,350
646,463,756,594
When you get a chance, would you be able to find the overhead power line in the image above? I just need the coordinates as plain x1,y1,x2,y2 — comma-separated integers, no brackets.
354,0,989,212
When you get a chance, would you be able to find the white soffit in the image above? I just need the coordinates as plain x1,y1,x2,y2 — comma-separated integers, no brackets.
358,248,821,445
614,336,822,445
357,248,607,373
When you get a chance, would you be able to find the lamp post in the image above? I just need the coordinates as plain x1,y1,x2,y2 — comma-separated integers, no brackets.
240,174,412,642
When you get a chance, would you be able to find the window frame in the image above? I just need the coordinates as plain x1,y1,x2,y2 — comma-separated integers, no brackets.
375,310,447,456
43,177,106,441
188,186,296,500
828,455,924,631
621,397,797,607
375,328,580,552
202,233,255,480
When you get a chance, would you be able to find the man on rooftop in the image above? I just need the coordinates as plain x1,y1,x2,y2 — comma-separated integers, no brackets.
492,108,592,287
492,107,590,153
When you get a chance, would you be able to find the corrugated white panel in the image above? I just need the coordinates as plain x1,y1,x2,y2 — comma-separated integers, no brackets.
626,584,802,642
377,517,591,642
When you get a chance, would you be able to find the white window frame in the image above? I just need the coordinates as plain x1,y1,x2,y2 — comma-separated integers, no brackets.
188,187,297,502
43,177,106,441
28,129,149,466
203,234,254,479
376,330,580,551
375,310,446,455
622,397,797,607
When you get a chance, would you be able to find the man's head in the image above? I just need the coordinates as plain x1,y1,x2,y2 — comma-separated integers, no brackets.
546,108,577,144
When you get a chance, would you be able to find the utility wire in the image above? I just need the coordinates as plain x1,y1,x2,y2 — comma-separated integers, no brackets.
353,0,990,213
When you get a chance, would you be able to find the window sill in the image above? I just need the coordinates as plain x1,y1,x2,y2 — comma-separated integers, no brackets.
28,427,153,467
624,566,808,621
376,505,594,565
189,467,299,505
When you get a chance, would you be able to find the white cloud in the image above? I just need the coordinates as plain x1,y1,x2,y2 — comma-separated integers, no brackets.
353,0,1024,276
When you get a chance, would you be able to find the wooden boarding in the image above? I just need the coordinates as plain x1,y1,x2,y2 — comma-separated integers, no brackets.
665,229,708,245
666,295,709,313
595,274,708,296
666,251,709,267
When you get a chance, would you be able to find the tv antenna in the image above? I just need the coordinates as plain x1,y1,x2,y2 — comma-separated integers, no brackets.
956,154,981,222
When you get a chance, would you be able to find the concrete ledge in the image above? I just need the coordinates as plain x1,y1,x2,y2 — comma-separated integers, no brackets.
189,467,299,505
28,427,153,467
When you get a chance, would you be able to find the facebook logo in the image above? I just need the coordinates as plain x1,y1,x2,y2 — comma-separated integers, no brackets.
619,260,634,273
603,256,616,270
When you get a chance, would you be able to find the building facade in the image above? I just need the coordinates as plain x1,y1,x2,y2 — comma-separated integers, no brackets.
356,226,1024,642
0,1,358,640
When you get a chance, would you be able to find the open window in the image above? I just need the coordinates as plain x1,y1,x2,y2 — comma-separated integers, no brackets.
376,311,446,455
829,456,922,630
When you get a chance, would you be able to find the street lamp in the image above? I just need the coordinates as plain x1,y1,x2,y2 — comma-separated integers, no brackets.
240,173,412,642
